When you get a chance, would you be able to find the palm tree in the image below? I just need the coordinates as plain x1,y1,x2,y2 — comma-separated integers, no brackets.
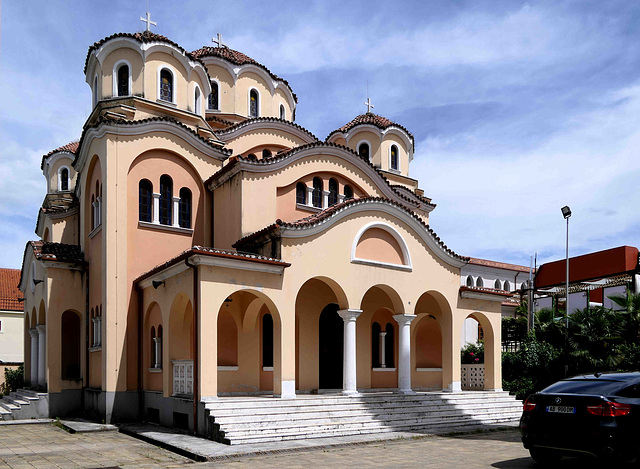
568,306,623,372
608,291,640,343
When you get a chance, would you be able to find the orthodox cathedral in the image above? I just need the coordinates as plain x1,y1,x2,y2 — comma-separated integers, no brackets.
17,23,520,437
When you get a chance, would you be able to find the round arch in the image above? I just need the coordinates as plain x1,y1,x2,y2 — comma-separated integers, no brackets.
351,221,412,269
461,310,499,391
38,299,46,325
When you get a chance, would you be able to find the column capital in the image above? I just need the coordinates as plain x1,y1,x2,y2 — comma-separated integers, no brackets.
172,196,181,203
393,313,417,325
29,328,38,338
338,309,362,322
152,192,161,198
36,324,46,334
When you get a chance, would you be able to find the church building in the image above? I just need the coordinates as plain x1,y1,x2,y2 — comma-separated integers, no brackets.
18,25,514,436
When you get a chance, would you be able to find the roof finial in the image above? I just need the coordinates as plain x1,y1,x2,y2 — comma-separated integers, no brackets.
365,81,374,114
140,12,157,32
212,32,227,48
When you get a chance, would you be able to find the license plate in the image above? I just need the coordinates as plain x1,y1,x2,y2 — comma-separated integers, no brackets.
546,405,576,414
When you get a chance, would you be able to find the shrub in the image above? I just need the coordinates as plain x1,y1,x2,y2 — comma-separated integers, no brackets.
461,342,484,364
1,364,24,395
503,377,535,401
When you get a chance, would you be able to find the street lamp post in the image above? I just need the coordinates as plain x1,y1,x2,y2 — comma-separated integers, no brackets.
561,205,571,377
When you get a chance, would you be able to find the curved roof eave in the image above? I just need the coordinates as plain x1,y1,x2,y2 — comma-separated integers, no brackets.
215,117,319,144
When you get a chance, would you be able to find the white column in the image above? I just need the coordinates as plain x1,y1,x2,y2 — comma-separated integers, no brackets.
29,329,39,386
36,325,46,387
393,314,416,394
322,190,329,209
153,337,162,368
152,193,160,223
338,309,362,396
172,196,181,227
379,331,387,368
306,187,314,206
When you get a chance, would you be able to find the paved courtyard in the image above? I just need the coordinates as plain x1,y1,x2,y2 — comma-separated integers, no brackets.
0,423,632,468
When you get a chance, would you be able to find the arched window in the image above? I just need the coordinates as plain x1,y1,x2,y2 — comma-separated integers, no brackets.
358,142,370,160
150,326,156,368
139,179,152,222
117,64,129,96
159,69,173,102
262,149,272,158
159,175,173,225
390,145,399,170
156,325,163,368
385,323,395,367
249,89,259,117
371,322,381,368
91,194,95,229
179,187,191,229
262,313,273,368
494,279,502,290
279,104,286,119
296,182,307,204
504,280,511,292
312,177,323,208
328,178,338,206
466,275,474,287
60,167,69,191
93,75,98,107
194,86,201,114
208,81,219,110
476,276,484,288
344,185,353,200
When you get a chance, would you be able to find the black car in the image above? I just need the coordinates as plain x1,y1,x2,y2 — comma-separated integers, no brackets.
519,372,640,463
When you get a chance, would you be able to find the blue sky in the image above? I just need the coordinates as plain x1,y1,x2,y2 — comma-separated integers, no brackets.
1,0,639,270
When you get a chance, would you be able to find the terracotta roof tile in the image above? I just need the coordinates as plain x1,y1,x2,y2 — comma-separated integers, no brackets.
41,141,79,170
459,285,513,298
84,31,207,75
215,117,319,142
30,241,84,263
233,197,467,262
327,113,414,146
0,268,22,311
468,257,531,273
205,142,431,210
191,46,298,103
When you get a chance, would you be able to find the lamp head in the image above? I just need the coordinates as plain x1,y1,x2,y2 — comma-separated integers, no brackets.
561,205,572,219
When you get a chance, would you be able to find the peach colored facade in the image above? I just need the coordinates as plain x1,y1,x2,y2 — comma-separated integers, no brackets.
19,30,507,434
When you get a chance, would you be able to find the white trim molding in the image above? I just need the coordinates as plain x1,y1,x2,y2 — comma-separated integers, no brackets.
112,59,133,97
193,83,202,116
356,139,372,161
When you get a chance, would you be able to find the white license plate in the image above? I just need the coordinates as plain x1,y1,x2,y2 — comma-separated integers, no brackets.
546,405,576,414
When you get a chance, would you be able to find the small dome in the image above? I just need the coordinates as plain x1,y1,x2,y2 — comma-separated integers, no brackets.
329,113,414,145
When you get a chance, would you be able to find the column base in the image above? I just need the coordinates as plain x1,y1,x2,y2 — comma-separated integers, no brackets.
274,380,296,399
397,388,415,395
342,389,360,397
201,395,219,402
443,381,462,392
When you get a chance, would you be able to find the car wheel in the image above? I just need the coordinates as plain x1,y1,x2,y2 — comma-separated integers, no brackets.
529,448,562,464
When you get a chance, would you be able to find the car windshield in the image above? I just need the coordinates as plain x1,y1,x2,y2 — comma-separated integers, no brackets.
542,379,625,396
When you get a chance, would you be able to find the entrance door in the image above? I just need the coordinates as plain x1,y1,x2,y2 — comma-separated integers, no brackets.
319,303,343,389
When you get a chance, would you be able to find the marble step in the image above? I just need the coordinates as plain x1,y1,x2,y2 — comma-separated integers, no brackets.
223,416,519,445
218,409,522,434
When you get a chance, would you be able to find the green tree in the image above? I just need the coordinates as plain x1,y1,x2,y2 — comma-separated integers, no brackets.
608,291,640,343
567,306,623,372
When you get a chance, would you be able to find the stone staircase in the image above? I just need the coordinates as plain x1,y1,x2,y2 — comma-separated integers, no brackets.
205,391,522,445
0,389,49,421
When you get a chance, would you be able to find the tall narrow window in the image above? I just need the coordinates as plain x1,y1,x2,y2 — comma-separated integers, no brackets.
60,168,69,191
494,279,502,290
249,89,259,117
150,326,156,368
385,323,394,367
279,104,286,119
296,182,307,205
466,275,474,287
159,175,173,225
504,280,511,292
371,322,381,368
194,87,201,114
344,185,353,200
328,178,338,206
179,187,192,229
262,149,272,158
208,81,219,110
312,177,322,208
160,69,173,102
117,64,129,96
262,313,273,368
476,277,484,288
358,142,370,160
91,194,95,229
156,325,163,368
390,145,399,170
139,179,152,222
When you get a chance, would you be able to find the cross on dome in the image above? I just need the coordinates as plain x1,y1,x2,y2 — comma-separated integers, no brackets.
212,32,227,48
140,12,157,32
364,97,374,114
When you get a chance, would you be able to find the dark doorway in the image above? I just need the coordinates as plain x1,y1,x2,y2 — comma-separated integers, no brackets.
319,303,343,389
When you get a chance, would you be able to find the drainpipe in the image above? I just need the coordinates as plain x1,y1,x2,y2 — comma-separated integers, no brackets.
136,283,144,421
185,257,199,435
